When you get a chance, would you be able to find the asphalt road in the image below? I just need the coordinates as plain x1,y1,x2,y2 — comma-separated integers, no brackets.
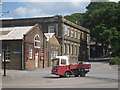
1,62,119,88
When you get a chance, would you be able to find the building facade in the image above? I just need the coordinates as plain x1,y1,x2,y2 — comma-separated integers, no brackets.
1,16,90,66
1,24,59,70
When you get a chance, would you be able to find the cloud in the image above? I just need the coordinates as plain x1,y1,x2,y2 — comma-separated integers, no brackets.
13,2,90,18
109,0,120,2
15,7,26,17
14,5,47,17
3,0,90,2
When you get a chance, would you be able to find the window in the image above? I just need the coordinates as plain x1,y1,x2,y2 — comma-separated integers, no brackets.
48,26,55,33
64,44,67,54
64,25,68,35
29,46,33,59
2,47,10,62
75,46,77,55
34,34,40,48
61,59,66,65
67,44,70,55
71,45,73,55
71,30,74,37
82,32,84,39
75,31,77,38
52,58,59,67
78,32,80,39
64,44,66,54
68,28,70,36
87,34,90,43
51,51,54,59
55,51,58,56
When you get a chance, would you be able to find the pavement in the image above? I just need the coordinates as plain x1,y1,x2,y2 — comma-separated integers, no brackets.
89,57,111,62
1,62,119,88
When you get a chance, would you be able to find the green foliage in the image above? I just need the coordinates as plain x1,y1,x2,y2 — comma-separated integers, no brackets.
82,2,120,56
109,57,120,65
64,13,84,25
54,15,62,17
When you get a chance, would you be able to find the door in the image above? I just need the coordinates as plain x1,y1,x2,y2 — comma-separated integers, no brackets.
35,52,39,68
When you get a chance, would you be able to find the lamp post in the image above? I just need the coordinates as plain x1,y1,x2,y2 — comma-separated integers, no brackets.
44,33,54,67
3,51,6,76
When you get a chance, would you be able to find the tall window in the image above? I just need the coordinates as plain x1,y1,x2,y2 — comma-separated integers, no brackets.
75,46,77,55
34,34,40,48
29,46,33,59
48,26,55,33
82,32,84,39
68,28,70,36
71,30,74,37
75,31,77,38
71,45,73,55
64,44,66,54
64,25,68,35
78,32,80,39
67,44,70,55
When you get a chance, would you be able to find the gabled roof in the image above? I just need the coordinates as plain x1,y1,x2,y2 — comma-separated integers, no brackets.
50,35,60,46
0,26,33,40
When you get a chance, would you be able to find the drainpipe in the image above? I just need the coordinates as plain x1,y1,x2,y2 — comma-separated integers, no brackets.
22,35,25,70
61,16,64,56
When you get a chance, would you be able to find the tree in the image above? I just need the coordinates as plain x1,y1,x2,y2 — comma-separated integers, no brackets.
64,13,84,25
81,2,120,56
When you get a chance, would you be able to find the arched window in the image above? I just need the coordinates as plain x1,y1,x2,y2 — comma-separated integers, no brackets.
34,34,40,48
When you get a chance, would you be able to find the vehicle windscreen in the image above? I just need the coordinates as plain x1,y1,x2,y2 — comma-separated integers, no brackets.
52,58,59,67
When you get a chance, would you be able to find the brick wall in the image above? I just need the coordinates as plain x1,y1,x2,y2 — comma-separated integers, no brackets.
2,40,22,70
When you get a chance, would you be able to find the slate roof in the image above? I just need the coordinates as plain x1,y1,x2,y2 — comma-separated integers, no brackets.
0,26,33,40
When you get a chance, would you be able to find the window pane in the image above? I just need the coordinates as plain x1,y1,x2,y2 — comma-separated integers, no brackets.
48,26,55,33
34,35,40,48
61,59,66,65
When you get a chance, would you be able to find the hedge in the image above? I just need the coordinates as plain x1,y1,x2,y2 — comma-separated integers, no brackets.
109,57,120,65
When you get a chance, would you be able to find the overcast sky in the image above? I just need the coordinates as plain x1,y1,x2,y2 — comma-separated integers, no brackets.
1,0,120,19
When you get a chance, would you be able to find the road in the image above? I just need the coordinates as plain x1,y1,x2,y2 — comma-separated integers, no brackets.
2,62,119,88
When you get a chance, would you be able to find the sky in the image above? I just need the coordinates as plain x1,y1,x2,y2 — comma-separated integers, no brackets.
0,0,120,19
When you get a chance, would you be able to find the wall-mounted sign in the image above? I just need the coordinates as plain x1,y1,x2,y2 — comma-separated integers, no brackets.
12,52,21,54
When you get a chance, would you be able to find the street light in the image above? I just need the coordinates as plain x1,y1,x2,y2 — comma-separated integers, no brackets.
44,33,55,67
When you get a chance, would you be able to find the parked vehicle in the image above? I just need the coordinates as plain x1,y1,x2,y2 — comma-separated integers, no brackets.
51,56,91,77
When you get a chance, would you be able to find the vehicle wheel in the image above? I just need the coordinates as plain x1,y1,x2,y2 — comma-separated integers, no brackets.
80,72,86,77
74,75,79,77
64,71,71,77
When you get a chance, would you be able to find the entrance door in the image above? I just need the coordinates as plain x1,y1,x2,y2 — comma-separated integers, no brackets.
35,52,39,68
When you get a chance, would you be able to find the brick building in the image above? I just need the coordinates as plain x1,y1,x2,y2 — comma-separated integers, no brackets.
1,24,59,70
1,16,90,68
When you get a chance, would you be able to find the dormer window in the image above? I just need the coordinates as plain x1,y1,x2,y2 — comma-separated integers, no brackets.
34,34,40,48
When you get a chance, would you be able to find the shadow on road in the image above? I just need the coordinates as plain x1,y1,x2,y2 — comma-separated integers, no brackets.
42,76,62,79
85,76,118,82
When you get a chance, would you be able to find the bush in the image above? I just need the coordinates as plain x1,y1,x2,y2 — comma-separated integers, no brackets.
109,57,120,65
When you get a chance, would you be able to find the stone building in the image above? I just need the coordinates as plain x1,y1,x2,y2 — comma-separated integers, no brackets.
1,16,90,66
